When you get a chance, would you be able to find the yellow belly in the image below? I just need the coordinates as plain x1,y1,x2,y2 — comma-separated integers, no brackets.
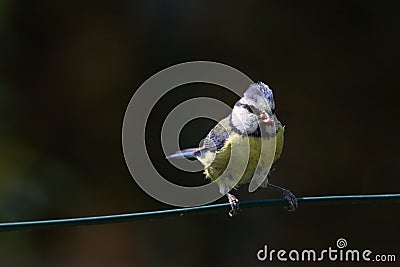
204,125,284,185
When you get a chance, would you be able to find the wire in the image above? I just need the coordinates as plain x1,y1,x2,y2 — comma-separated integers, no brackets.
0,193,399,232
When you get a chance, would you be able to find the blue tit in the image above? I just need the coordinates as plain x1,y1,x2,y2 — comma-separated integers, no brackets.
167,82,297,216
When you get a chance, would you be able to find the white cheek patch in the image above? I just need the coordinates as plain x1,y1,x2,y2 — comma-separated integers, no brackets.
254,96,273,113
231,106,258,133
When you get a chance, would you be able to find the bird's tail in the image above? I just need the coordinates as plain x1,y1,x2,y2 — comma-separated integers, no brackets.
166,148,204,161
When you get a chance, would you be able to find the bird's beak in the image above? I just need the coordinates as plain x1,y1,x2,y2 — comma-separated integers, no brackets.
259,113,274,126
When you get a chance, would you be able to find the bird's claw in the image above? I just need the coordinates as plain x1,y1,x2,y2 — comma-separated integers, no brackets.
267,183,298,212
227,193,240,217
282,189,298,211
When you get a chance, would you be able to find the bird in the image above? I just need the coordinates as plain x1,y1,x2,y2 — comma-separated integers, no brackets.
167,82,297,216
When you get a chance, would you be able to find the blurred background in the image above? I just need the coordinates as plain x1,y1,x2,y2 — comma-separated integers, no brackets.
0,1,399,266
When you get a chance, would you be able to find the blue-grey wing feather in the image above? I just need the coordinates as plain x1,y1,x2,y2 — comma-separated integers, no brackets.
202,118,230,152
204,129,228,152
167,117,230,160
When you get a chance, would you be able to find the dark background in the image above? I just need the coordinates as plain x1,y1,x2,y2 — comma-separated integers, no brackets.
0,1,399,266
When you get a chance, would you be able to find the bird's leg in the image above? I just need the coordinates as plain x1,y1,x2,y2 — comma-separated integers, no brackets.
217,181,240,217
226,193,240,217
267,183,298,211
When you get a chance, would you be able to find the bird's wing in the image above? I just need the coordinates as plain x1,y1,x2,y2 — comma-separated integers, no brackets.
273,118,285,163
166,117,231,161
203,117,230,152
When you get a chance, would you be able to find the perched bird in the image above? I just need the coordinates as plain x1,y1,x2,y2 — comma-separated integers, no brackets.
167,82,297,216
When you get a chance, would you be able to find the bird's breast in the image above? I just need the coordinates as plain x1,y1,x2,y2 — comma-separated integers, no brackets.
203,132,280,185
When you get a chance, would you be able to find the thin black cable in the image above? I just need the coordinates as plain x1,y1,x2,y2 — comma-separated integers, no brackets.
0,193,399,232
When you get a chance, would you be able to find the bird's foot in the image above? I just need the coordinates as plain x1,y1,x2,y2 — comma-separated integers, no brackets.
268,183,298,211
227,193,240,217
282,189,298,211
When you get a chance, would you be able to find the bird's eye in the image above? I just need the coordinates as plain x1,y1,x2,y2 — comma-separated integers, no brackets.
241,104,254,113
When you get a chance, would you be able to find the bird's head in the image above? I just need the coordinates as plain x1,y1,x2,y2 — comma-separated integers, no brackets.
230,82,278,137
